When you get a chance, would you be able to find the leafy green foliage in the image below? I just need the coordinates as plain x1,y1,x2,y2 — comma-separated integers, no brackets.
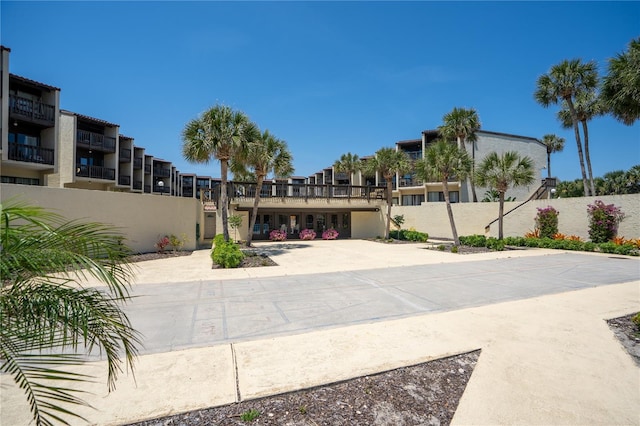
389,229,428,242
632,313,640,330
485,237,505,251
240,408,260,421
211,234,245,268
1,199,140,426
587,200,625,243
601,37,640,126
459,235,486,247
490,234,639,256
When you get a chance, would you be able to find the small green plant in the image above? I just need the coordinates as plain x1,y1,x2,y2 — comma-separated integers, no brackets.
240,408,260,422
632,313,640,330
299,406,307,414
168,233,188,253
486,237,505,251
535,206,559,239
391,214,405,228
437,244,445,251
451,245,459,253
228,214,243,242
459,234,486,247
155,235,170,253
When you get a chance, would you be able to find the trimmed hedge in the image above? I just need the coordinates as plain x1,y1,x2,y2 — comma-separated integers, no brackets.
463,235,639,256
389,229,429,242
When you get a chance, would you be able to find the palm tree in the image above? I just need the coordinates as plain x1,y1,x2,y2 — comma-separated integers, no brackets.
540,134,565,178
534,59,598,196
233,129,294,246
557,90,603,196
476,151,535,239
363,147,410,239
439,107,481,202
601,37,640,126
333,152,361,195
1,199,140,426
414,140,472,245
182,105,255,242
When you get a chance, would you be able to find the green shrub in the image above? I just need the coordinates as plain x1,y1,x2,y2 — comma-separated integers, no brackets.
459,234,486,247
404,229,428,242
524,238,540,247
211,234,244,268
486,237,505,251
437,244,445,251
632,313,640,330
587,200,625,243
240,409,260,422
503,236,526,247
451,245,459,253
582,241,597,252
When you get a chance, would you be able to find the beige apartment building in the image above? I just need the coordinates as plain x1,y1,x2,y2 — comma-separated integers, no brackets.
2,45,551,245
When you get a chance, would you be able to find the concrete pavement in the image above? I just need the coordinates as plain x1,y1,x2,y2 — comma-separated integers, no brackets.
1,240,639,425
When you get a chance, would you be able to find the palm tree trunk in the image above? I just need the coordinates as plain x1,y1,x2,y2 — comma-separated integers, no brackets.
582,120,596,196
385,180,393,239
246,175,264,247
470,140,478,202
566,98,590,196
442,179,460,245
498,190,505,240
220,160,230,242
547,151,552,178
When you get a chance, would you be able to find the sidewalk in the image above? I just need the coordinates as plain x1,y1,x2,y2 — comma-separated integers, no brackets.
1,240,639,425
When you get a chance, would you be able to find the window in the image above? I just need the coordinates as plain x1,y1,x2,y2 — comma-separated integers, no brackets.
427,191,459,203
1,176,40,185
401,194,425,206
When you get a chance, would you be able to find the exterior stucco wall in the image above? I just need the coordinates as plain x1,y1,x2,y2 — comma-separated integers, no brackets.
54,112,76,187
467,132,548,202
1,184,201,253
395,194,640,240
351,210,385,239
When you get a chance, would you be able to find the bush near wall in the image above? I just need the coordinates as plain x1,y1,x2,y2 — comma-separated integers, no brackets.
211,234,245,268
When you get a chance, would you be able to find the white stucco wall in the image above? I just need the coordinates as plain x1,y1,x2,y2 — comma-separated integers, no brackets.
1,184,201,253
395,194,640,240
351,210,385,239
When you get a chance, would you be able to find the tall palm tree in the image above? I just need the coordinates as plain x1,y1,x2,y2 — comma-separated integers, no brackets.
601,37,640,126
438,107,481,202
1,199,140,426
182,105,255,241
333,152,361,195
540,134,565,178
414,140,472,246
476,151,535,240
557,90,603,196
233,129,294,246
534,59,598,196
363,147,410,239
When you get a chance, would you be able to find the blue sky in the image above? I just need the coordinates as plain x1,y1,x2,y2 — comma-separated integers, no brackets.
2,1,638,182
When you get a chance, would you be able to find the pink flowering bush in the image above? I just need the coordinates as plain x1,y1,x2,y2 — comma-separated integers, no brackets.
269,229,287,241
322,228,339,240
299,228,316,240
587,200,625,243
535,206,559,239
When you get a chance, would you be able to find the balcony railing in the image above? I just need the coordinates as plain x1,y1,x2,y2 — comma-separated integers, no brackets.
76,165,116,180
144,185,151,193
118,176,131,186
9,94,55,125
405,151,422,160
119,148,132,162
153,185,171,193
182,190,194,198
153,167,171,178
144,164,151,174
133,180,143,190
133,158,143,169
8,142,55,165
399,177,424,187
77,130,116,153
203,182,387,205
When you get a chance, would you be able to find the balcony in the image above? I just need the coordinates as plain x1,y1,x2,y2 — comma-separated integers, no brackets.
144,164,151,174
118,176,131,186
182,190,194,198
133,180,143,190
404,151,422,160
8,143,54,165
144,185,151,193
133,158,143,169
119,148,132,162
76,130,116,153
399,177,424,187
76,165,116,180
9,95,55,126
153,167,171,178
153,185,171,194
